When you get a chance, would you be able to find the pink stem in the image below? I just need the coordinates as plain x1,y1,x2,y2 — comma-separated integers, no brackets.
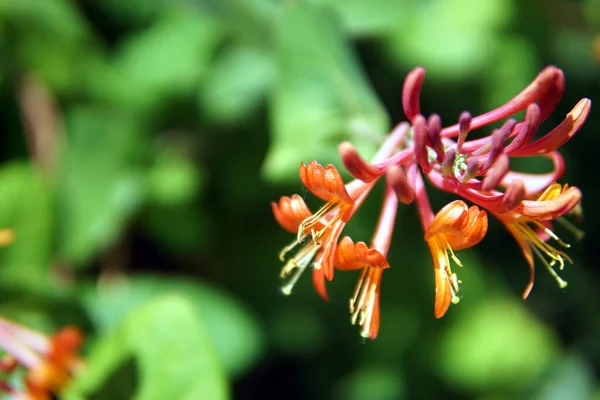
412,164,434,231
370,184,399,255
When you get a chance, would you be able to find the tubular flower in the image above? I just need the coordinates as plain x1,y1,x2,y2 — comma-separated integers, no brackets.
424,201,488,318
272,123,409,300
272,161,363,300
335,185,397,339
272,65,589,338
495,183,582,299
0,317,84,399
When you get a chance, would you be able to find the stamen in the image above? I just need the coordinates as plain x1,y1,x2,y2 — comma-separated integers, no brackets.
360,284,377,338
349,267,382,338
444,237,463,268
450,273,461,304
531,221,570,248
514,221,573,287
297,201,338,242
531,246,568,289
280,242,321,295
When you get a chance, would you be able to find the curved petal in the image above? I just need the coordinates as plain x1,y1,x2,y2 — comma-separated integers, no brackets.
512,98,591,156
500,151,565,196
434,267,453,319
339,141,382,183
425,201,469,241
514,186,582,220
312,267,329,301
271,195,314,233
335,236,390,271
441,66,562,138
299,161,354,204
444,207,488,250
402,67,425,122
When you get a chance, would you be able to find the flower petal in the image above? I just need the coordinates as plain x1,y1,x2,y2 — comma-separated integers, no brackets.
339,142,382,183
425,201,469,241
441,66,562,138
271,195,314,233
444,207,488,250
500,151,565,197
335,236,390,271
312,268,329,301
402,67,426,123
512,98,591,156
299,161,354,204
514,186,582,220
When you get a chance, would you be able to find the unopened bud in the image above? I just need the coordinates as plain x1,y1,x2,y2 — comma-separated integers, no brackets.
387,165,415,204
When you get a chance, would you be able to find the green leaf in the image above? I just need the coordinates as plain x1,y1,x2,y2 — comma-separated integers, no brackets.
57,107,146,265
532,352,596,400
385,0,513,78
483,38,539,112
64,295,228,400
0,0,97,92
0,162,52,290
334,366,405,400
306,0,411,36
79,275,264,377
146,148,204,207
199,46,274,124
263,2,389,181
437,296,559,393
110,7,222,111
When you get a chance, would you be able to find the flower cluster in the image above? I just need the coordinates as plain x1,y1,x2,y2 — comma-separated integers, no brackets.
272,66,590,339
0,318,84,400
0,231,84,399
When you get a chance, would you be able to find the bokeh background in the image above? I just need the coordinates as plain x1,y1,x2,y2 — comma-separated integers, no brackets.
0,0,599,399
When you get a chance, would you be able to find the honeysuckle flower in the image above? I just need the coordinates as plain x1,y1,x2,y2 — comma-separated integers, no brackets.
272,64,590,338
423,201,488,318
334,185,397,339
272,123,409,299
494,183,582,299
0,317,83,399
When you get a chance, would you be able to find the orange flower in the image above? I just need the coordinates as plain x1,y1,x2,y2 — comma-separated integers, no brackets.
335,236,389,339
0,317,83,399
334,185,397,339
424,201,488,318
495,183,582,299
272,161,368,299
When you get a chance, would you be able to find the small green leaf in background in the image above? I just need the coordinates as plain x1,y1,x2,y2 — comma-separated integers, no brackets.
199,46,274,125
307,0,411,37
0,0,95,92
79,275,264,377
0,163,52,291
146,147,204,207
57,107,146,265
482,38,538,113
263,2,389,181
334,365,405,400
65,295,228,400
385,0,514,78
532,352,596,400
111,7,222,112
437,295,559,394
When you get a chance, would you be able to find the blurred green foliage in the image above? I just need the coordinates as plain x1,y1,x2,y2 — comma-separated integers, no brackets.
0,0,598,399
